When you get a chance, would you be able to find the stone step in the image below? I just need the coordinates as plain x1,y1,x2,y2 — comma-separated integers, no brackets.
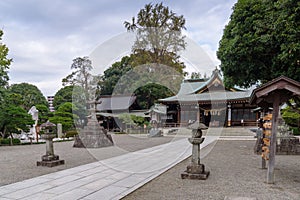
165,127,255,137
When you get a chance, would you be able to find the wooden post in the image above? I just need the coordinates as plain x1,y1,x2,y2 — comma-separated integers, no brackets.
267,96,280,184
262,158,267,169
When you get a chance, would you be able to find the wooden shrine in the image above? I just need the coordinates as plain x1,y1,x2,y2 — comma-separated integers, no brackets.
250,76,300,183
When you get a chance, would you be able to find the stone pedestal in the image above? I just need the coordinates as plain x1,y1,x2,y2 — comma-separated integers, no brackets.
181,124,210,180
73,117,113,148
37,133,65,167
181,164,210,180
148,128,163,137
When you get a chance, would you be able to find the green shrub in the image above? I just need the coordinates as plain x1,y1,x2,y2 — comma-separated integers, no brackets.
65,130,78,138
114,132,127,134
0,138,21,145
290,127,300,135
282,107,300,127
0,138,10,145
12,138,21,144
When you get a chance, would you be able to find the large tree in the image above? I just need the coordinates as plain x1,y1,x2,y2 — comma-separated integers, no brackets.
99,3,186,109
35,104,50,125
62,57,93,90
99,55,177,109
0,30,12,107
124,2,186,74
53,85,87,127
99,56,133,95
49,102,79,133
53,85,75,109
62,56,100,101
0,92,34,138
0,30,12,90
8,83,48,111
217,0,300,88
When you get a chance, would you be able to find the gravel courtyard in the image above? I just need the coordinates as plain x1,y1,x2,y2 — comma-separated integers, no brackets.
123,140,300,200
1,132,300,200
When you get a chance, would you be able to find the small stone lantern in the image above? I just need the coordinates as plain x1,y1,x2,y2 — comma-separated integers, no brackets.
181,122,210,180
37,121,65,167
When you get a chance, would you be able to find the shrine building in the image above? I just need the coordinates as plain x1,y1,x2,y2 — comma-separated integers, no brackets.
159,69,258,127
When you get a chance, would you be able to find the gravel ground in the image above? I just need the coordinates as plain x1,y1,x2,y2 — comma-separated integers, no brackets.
0,133,176,186
123,140,300,200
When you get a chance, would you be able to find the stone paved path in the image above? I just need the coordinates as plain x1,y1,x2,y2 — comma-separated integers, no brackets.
0,136,218,200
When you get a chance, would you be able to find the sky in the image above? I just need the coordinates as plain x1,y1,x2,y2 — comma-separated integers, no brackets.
0,0,237,96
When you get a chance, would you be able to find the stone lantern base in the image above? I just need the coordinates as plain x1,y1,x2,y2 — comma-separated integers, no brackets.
37,132,65,167
37,155,65,167
181,164,210,180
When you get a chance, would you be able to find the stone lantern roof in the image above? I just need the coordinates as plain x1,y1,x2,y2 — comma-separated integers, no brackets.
188,121,208,130
40,121,56,128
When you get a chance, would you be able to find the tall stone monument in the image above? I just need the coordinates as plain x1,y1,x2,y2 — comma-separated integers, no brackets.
73,101,113,148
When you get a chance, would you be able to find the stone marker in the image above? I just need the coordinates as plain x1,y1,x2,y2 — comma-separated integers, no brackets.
181,122,210,180
37,121,65,167
57,123,63,138
148,119,163,137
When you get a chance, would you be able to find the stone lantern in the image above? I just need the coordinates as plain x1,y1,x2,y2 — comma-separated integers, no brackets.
181,122,210,180
37,121,65,167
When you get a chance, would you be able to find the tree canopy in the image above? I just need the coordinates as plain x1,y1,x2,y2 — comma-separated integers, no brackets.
0,30,12,104
62,56,99,104
8,83,48,111
49,102,79,133
99,3,186,109
53,85,75,109
217,0,300,88
0,92,34,138
53,85,87,127
62,57,93,89
0,30,12,90
99,56,133,95
35,104,50,125
124,2,186,74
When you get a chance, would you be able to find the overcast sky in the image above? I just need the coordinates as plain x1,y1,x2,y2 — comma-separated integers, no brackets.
0,0,237,96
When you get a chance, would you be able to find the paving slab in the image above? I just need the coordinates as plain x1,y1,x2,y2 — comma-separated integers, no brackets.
0,136,218,200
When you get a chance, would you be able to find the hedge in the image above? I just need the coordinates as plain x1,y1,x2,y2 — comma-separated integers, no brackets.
0,138,21,145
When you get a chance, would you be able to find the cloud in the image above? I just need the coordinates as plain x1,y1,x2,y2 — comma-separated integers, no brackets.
0,0,237,96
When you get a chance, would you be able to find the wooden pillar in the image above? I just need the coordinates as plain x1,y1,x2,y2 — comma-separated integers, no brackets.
267,96,280,184
227,104,231,127
197,104,200,122
177,107,180,125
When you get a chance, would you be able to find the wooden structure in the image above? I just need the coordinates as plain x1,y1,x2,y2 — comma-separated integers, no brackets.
96,95,137,131
250,76,300,183
160,69,257,127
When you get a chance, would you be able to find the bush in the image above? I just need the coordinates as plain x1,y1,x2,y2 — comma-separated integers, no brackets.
114,132,127,134
0,138,21,145
12,138,21,144
290,127,300,135
282,107,300,127
65,130,78,138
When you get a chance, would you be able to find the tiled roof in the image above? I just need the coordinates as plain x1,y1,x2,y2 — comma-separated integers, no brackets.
160,69,253,103
177,81,207,95
160,90,252,103
145,104,167,114
96,96,136,111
